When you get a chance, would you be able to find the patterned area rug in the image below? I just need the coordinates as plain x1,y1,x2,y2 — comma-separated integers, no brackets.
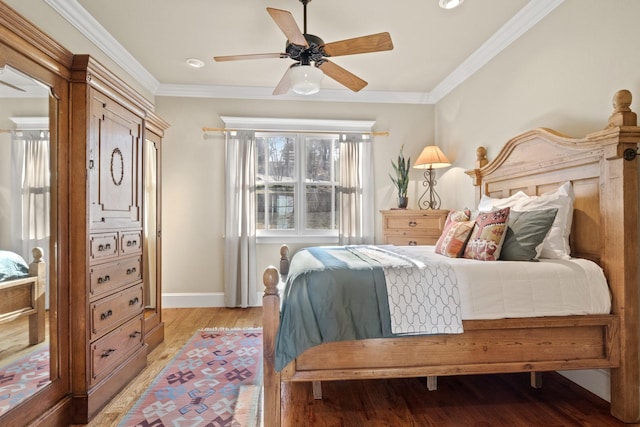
0,345,50,416
119,328,263,427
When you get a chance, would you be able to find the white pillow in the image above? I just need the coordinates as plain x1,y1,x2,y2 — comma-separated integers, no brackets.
511,181,575,260
478,191,528,212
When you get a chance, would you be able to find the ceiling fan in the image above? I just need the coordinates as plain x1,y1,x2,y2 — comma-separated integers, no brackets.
213,0,393,95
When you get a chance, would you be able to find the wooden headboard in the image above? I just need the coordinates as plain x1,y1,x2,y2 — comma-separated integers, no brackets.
465,89,640,422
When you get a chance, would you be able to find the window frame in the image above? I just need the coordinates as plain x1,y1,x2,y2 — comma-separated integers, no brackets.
256,132,340,243
220,116,375,245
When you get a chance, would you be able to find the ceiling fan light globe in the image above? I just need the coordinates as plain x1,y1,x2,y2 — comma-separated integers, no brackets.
439,0,464,9
290,65,323,95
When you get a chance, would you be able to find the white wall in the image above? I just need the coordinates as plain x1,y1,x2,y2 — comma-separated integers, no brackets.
436,0,640,211
155,96,433,302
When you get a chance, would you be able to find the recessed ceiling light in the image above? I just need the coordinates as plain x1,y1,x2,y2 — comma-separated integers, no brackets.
186,58,205,69
439,0,464,9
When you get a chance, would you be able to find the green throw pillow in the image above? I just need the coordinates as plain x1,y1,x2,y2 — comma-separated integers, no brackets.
500,208,558,261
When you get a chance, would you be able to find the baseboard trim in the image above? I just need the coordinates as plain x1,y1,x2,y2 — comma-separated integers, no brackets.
558,369,610,402
162,292,264,308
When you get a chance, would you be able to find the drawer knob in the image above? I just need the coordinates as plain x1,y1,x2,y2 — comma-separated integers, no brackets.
101,348,116,358
98,243,112,252
408,240,417,246
126,240,138,247
129,330,141,338
408,221,417,227
100,309,113,320
129,297,139,306
126,267,137,275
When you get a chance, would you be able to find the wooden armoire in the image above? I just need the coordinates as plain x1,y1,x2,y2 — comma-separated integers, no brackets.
69,55,168,423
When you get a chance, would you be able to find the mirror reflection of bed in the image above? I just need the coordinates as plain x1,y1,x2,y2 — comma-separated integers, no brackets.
0,65,52,414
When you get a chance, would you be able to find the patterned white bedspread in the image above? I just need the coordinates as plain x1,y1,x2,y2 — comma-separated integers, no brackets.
354,246,464,336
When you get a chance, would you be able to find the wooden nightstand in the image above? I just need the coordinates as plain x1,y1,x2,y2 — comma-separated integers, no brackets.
380,209,449,246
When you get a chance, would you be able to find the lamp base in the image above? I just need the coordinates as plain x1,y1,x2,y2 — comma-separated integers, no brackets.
418,168,442,210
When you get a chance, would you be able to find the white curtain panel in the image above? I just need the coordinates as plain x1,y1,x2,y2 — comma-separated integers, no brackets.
10,130,50,258
224,130,257,308
338,136,374,245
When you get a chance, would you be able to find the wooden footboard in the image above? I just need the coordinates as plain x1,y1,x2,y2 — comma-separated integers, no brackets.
262,265,620,426
0,248,46,345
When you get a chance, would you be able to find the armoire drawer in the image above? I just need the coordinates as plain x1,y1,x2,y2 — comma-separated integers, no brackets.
90,232,118,263
90,284,143,340
120,231,142,256
90,315,143,385
89,256,142,300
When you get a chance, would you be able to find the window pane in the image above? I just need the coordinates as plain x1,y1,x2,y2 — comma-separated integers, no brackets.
305,184,336,230
267,184,295,230
256,183,265,229
306,137,337,183
265,136,295,182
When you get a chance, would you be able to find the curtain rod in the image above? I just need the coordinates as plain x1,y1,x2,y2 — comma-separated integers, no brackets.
202,127,389,137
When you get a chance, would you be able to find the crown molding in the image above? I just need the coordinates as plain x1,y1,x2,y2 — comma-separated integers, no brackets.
156,83,434,104
44,0,160,94
429,0,564,103
48,0,563,105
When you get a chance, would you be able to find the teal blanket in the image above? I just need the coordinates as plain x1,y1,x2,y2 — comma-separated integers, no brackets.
275,246,395,371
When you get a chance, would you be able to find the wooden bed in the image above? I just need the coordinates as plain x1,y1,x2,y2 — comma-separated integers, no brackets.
0,247,46,345
262,89,640,425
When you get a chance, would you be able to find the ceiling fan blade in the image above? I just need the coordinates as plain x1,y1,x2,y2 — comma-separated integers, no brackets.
273,67,292,96
266,7,308,47
318,61,367,92
214,53,286,62
0,79,26,92
322,32,393,57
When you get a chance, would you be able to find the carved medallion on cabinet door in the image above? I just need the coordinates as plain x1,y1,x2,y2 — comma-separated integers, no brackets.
89,93,143,230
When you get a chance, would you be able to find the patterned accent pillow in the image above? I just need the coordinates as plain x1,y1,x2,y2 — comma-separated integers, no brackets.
443,208,471,228
435,220,475,258
464,207,511,261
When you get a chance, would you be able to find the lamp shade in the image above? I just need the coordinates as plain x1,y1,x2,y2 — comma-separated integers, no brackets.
290,65,323,95
413,145,451,169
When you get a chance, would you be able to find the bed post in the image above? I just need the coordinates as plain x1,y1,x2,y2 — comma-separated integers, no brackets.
263,265,282,427
28,247,45,345
596,89,640,423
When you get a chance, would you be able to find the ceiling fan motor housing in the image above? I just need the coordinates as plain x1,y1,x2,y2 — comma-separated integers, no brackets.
286,33,326,66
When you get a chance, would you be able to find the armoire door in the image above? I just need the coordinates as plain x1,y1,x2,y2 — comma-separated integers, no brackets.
88,90,143,231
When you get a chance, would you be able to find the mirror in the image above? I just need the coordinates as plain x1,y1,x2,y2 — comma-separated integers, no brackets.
0,65,56,415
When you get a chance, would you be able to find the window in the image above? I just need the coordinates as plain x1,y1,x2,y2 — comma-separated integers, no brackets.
256,133,340,238
221,116,375,245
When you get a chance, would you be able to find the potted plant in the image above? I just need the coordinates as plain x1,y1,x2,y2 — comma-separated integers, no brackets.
390,145,411,208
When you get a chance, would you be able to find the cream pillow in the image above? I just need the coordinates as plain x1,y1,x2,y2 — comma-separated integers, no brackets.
478,191,528,212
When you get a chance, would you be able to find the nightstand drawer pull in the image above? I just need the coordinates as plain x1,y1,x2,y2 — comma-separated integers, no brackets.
408,240,418,246
408,221,417,227
126,267,137,275
126,239,138,247
129,297,139,306
100,309,113,320
129,330,141,338
97,243,112,251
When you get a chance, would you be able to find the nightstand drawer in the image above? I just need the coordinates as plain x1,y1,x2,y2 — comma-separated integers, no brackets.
385,235,440,246
381,209,449,246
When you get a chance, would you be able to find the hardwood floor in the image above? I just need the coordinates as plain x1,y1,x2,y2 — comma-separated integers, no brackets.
86,308,635,427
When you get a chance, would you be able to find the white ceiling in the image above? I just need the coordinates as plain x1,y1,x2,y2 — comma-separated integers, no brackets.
27,0,564,103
